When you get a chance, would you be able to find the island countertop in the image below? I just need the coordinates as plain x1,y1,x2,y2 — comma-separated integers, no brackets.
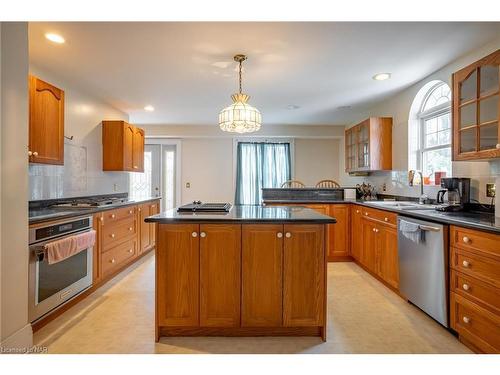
145,205,337,224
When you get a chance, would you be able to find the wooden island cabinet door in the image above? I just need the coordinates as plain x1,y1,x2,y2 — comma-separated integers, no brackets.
283,224,325,327
200,224,241,327
241,224,283,327
156,224,200,327
350,205,363,261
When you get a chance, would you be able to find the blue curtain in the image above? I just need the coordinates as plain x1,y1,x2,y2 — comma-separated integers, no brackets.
235,142,291,205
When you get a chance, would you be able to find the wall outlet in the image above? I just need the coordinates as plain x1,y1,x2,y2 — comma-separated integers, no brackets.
382,183,387,192
113,183,118,192
486,183,495,198
185,182,191,188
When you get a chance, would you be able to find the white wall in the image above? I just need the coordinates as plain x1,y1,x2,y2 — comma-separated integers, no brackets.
0,22,32,349
28,66,129,200
339,37,500,203
295,138,340,186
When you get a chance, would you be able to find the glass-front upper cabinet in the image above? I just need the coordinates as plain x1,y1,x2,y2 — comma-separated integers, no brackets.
345,127,357,172
453,49,500,160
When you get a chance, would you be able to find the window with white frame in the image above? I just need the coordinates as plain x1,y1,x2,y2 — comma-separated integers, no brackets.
415,82,452,185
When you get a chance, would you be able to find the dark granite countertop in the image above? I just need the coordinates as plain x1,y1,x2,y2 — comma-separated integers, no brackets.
145,205,337,224
29,196,161,225
263,199,357,204
263,198,500,234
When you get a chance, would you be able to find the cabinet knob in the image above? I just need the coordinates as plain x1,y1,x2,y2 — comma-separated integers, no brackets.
200,232,206,238
285,232,291,238
129,210,133,214
151,204,155,208
372,228,376,232
462,260,470,268
128,227,133,231
133,165,138,169
462,236,470,244
99,217,104,222
277,232,283,238
110,233,115,238
365,212,369,216
33,151,39,157
138,208,141,212
128,249,133,253
356,210,359,213
111,214,116,219
191,232,198,238
462,316,470,324
462,283,470,291
28,151,33,156
496,144,500,149
384,217,388,222
110,259,116,264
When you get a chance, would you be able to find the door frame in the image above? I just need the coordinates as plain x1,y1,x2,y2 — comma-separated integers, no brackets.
145,138,182,209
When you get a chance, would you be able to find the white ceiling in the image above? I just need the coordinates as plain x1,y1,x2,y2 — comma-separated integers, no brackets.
29,22,500,126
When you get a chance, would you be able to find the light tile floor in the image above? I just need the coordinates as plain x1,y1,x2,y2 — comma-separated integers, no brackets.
34,252,471,354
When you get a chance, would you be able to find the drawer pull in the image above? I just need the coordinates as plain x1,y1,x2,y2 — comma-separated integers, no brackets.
191,232,198,238
356,210,360,213
462,236,470,244
110,233,115,238
462,316,470,324
129,210,133,214
365,213,369,216
99,217,104,222
128,249,133,253
277,232,283,238
384,217,388,222
200,232,206,238
28,150,33,156
111,214,116,219
462,260,470,268
285,232,292,238
372,228,376,232
110,258,116,264
462,283,470,291
128,227,133,231
33,151,39,157
138,208,142,212
151,204,156,208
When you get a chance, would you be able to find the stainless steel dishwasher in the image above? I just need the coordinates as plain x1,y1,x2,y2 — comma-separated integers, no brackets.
397,216,449,327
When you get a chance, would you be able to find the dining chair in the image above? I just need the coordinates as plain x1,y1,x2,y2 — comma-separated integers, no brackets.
315,179,340,188
281,180,306,188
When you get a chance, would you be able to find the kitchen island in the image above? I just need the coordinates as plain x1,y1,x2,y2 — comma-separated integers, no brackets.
145,205,336,341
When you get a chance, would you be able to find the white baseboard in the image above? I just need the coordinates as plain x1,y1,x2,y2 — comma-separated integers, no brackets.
0,324,33,352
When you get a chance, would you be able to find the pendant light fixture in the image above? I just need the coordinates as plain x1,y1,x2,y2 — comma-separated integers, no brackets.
219,54,262,133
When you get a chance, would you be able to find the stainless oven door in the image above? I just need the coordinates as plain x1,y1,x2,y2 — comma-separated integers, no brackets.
29,229,93,322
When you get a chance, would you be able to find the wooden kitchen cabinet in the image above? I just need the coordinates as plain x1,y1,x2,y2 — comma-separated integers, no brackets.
377,225,399,289
139,200,160,254
360,218,377,272
350,205,363,261
241,224,283,327
328,204,350,260
452,49,500,160
102,120,145,172
156,223,200,327
28,75,65,165
283,224,325,327
344,117,393,173
199,224,241,327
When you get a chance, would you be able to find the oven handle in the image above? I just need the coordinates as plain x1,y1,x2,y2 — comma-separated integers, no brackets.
30,227,93,262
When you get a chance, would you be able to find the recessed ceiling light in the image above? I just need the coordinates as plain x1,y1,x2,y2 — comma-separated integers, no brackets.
45,33,65,44
144,105,155,112
373,73,391,81
286,105,300,110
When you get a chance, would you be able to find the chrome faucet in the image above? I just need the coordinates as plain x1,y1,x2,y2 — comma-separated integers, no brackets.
408,170,429,204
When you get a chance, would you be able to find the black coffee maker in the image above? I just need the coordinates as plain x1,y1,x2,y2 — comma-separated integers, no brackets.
436,177,471,212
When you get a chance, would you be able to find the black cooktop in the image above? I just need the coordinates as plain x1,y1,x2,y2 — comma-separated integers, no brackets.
177,201,232,213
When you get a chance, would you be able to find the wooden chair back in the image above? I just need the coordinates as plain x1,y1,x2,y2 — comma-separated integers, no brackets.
315,179,340,188
281,180,306,188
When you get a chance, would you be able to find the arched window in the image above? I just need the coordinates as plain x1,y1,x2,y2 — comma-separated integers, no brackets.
408,81,452,185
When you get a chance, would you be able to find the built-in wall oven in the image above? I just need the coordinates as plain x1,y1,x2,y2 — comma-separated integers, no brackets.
29,215,93,322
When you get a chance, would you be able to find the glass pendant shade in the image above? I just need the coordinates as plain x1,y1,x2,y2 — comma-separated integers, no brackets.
219,93,262,133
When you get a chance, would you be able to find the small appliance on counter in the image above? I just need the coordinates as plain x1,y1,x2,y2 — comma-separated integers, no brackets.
435,177,471,212
177,201,232,213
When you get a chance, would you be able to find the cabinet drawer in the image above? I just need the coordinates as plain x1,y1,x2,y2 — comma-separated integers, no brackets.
103,206,136,223
451,270,500,314
101,239,137,276
102,217,137,250
451,226,500,259
450,292,500,353
361,206,397,226
451,247,500,288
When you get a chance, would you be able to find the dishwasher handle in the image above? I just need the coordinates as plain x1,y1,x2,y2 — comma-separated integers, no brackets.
418,225,441,232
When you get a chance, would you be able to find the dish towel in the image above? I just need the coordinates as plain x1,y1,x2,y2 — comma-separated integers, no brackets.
45,229,96,265
399,219,423,244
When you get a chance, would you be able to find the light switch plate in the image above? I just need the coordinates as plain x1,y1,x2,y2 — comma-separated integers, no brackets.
486,183,495,198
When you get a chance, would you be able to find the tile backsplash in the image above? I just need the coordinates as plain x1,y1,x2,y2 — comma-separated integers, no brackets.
29,140,128,200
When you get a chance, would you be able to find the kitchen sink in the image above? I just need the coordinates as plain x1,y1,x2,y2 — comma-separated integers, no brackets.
365,201,438,211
